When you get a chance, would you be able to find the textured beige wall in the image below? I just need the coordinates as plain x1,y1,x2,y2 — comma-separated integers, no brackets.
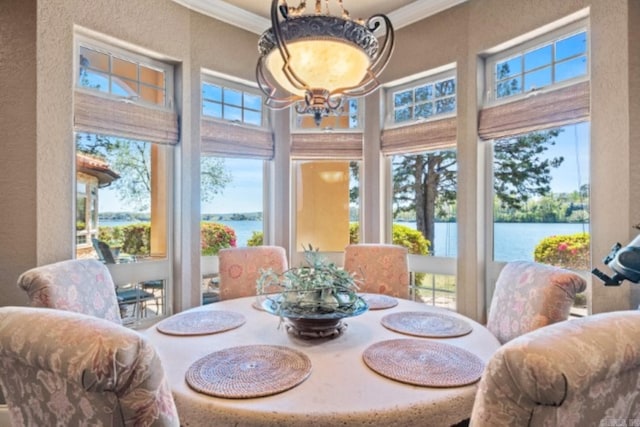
0,0,38,306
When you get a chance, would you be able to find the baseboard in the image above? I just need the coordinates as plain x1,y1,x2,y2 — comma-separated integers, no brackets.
0,405,10,427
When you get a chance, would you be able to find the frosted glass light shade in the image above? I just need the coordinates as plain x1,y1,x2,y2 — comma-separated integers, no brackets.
265,39,372,96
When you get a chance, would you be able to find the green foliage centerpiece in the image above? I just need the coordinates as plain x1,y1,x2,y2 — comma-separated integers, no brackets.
257,245,368,339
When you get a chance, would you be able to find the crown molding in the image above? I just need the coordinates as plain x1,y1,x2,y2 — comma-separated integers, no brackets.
172,0,270,34
388,0,468,29
172,0,468,35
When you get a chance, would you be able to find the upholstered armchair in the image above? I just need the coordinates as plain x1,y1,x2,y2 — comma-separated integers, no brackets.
486,261,587,344
0,306,179,426
343,244,410,299
17,258,123,324
218,246,288,300
470,310,640,426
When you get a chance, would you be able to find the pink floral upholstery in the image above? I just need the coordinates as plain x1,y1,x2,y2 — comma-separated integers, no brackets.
17,259,122,324
471,310,640,427
343,244,410,299
218,246,288,300
0,306,179,426
487,261,587,344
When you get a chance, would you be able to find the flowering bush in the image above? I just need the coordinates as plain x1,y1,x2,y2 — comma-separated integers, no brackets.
247,231,264,247
349,223,431,256
201,222,237,255
534,232,590,270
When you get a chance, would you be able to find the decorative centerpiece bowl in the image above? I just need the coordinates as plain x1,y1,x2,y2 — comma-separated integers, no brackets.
257,245,368,339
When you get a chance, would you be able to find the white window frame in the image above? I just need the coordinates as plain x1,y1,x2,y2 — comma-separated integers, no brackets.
290,97,364,133
74,35,175,111
384,68,457,129
201,73,267,128
484,19,589,107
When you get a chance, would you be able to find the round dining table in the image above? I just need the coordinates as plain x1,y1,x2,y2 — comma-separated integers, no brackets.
144,295,500,427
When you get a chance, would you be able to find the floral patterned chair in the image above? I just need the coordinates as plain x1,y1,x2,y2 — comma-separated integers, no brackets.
0,306,179,426
470,310,640,426
343,244,410,299
218,246,288,300
17,259,123,324
486,261,587,344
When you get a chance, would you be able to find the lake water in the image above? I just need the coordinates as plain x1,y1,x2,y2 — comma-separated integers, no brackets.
100,220,589,261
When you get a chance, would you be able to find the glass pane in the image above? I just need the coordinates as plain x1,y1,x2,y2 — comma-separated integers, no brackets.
79,47,109,72
392,150,457,257
555,56,588,82
223,105,242,122
140,85,164,105
140,65,164,87
496,77,522,98
492,123,590,270
203,100,222,118
78,69,109,93
111,78,138,97
75,133,168,263
224,88,242,107
394,107,412,123
414,274,457,310
201,157,262,249
244,110,262,126
394,90,413,107
495,56,522,79
295,161,355,251
243,93,262,111
415,102,433,119
436,97,456,114
415,85,433,102
524,67,552,92
112,57,138,80
202,83,222,102
556,31,587,61
435,79,456,97
524,45,552,72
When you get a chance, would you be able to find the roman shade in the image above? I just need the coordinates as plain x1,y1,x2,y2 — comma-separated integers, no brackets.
201,118,274,160
478,81,590,140
73,90,179,145
381,117,457,155
290,132,363,159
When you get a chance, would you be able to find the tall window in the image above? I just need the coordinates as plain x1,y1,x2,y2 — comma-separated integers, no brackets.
480,20,590,314
74,36,176,324
383,69,458,309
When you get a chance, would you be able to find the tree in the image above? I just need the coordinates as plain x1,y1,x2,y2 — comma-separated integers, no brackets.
391,129,564,249
76,133,230,211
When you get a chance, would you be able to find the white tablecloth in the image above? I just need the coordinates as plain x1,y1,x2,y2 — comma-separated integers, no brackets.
144,296,500,426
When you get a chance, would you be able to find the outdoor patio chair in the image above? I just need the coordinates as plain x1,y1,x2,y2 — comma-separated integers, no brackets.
343,244,410,299
470,310,640,426
486,260,587,344
0,306,179,426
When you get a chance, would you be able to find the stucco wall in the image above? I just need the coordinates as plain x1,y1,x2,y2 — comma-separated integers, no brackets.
0,0,38,307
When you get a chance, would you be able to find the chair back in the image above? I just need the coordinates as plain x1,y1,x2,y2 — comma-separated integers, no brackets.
486,261,586,344
218,246,288,300
92,238,117,264
470,310,640,426
343,244,410,299
0,306,179,426
17,259,122,324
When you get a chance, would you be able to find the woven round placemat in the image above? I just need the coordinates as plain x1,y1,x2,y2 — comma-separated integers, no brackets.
362,338,484,387
360,293,398,310
185,345,312,398
381,311,472,338
156,310,245,336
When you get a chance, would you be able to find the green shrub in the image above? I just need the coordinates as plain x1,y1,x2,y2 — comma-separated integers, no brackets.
534,232,590,270
121,223,151,256
349,223,430,255
201,222,237,255
247,231,264,247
